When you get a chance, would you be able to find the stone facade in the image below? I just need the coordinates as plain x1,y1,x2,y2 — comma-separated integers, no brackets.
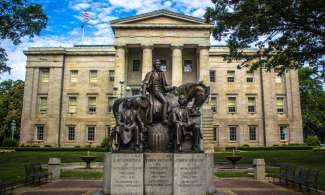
20,10,303,149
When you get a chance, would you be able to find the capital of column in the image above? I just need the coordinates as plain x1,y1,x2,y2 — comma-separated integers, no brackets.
115,45,126,50
171,44,183,50
198,45,210,50
141,44,154,49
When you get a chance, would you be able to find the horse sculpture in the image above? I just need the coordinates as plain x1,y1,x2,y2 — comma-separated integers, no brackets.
111,81,210,152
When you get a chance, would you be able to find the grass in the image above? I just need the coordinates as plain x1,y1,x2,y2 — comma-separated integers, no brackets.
215,150,325,190
0,151,105,185
0,150,324,190
61,170,102,180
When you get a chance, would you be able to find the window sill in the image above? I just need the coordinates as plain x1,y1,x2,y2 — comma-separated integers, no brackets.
248,112,256,114
248,140,257,143
88,112,97,114
228,140,237,143
87,141,96,143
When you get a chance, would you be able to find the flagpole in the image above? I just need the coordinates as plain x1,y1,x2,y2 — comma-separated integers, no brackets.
81,23,85,43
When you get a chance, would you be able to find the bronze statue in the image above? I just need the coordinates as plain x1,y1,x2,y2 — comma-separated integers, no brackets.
111,59,209,153
171,95,202,152
142,59,174,123
112,99,144,152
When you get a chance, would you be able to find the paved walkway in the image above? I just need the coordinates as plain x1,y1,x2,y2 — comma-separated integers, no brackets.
13,179,312,195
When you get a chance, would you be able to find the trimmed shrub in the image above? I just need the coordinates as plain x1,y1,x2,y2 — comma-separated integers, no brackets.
101,137,109,148
0,147,108,152
2,138,18,147
305,135,321,146
225,145,313,151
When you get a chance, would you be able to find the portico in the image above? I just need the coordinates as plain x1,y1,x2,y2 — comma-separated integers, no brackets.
111,10,212,90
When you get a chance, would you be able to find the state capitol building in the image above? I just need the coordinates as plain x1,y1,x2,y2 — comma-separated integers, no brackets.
20,10,303,151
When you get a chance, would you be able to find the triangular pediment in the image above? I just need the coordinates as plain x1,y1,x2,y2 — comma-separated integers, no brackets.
111,9,207,25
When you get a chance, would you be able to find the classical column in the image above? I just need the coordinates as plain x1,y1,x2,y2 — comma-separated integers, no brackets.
142,45,153,80
114,46,126,89
198,46,213,152
172,45,183,86
199,46,210,85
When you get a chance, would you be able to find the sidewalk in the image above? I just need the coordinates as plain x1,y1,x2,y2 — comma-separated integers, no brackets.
14,179,308,195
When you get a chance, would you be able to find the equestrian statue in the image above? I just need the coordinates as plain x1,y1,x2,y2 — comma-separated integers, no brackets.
110,59,209,153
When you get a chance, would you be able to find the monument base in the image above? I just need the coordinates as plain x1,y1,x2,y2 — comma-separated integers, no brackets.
103,153,216,195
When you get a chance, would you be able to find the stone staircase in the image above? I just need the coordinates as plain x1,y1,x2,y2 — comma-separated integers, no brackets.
201,108,214,152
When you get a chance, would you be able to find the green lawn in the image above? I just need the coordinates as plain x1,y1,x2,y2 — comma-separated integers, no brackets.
215,150,325,190
0,151,105,185
61,170,102,180
0,150,324,189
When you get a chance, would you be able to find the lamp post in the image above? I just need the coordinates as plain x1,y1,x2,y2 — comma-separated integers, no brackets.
11,120,16,141
119,80,125,97
125,86,131,97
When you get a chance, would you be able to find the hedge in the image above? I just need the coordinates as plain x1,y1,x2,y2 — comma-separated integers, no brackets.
0,147,108,152
225,146,314,151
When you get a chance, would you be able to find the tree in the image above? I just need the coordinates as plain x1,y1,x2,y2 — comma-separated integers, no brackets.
205,0,325,80
0,0,47,75
298,67,325,142
0,80,24,146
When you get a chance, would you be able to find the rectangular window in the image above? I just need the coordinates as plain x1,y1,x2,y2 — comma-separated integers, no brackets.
87,126,95,141
210,96,217,112
227,70,235,82
89,70,98,82
38,96,48,113
184,59,193,72
248,97,256,113
246,71,254,83
279,125,289,141
109,70,115,82
70,70,78,82
36,125,44,141
67,126,75,141
228,97,236,113
276,96,285,113
229,126,237,141
132,59,140,72
249,126,257,141
68,96,77,113
107,97,115,113
40,68,49,83
209,70,216,82
213,126,219,142
132,89,141,96
88,97,96,113
160,59,167,72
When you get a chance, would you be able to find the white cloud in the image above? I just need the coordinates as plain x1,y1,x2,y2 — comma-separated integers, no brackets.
1,0,220,81
192,9,206,17
71,2,91,11
0,36,76,81
163,1,172,7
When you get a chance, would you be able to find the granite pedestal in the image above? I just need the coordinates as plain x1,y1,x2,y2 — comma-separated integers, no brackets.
103,153,216,195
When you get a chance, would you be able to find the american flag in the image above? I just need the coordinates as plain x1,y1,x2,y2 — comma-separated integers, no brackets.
82,11,91,22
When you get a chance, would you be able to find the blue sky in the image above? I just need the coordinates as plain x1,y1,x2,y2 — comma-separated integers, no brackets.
0,0,218,81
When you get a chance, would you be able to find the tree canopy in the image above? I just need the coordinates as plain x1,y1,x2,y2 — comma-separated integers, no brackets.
205,0,325,80
0,80,24,145
298,67,325,142
0,0,47,75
